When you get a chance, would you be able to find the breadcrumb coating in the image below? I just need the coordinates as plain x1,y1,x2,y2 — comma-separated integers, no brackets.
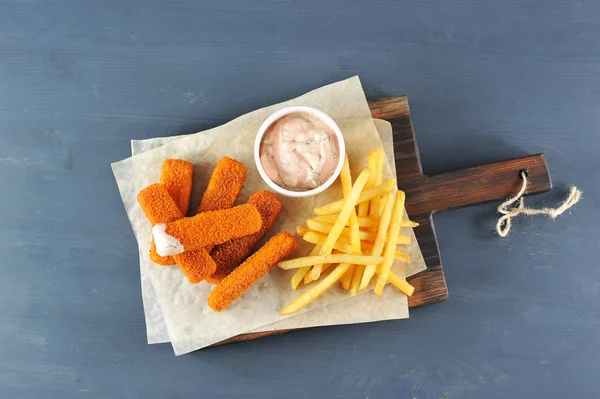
207,232,297,312
207,190,282,283
175,249,217,284
197,157,246,213
164,204,262,251
137,183,183,225
137,183,184,265
160,159,193,215
175,157,242,282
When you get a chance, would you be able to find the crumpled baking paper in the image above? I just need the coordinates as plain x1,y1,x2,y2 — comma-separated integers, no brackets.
113,76,426,354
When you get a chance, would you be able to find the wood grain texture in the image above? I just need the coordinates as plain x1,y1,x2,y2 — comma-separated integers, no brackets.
372,97,552,309
403,155,552,216
217,96,551,344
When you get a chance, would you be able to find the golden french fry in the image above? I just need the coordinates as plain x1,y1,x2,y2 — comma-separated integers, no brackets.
361,240,410,262
306,219,409,243
308,264,323,283
368,149,385,217
386,232,411,245
304,250,343,284
303,231,410,263
291,244,321,290
350,264,364,295
308,215,379,228
307,219,347,235
308,215,417,229
360,190,395,290
292,266,311,289
340,153,361,255
279,254,384,270
386,270,414,296
388,249,410,263
304,244,330,285
378,195,388,217
374,190,406,296
304,263,334,284
340,264,354,290
296,226,310,237
313,179,395,216
303,231,353,254
311,168,371,280
307,219,370,240
306,226,407,246
280,263,352,315
344,152,372,296
357,150,379,217
403,220,419,228
302,268,312,285
304,229,351,247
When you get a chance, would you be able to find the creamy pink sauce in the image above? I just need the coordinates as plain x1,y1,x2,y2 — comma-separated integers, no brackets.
259,113,340,191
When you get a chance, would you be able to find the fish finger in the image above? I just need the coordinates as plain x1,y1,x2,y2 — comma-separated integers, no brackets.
195,156,246,259
198,156,246,213
137,183,183,225
153,204,262,256
175,248,217,284
137,183,183,265
163,158,226,278
207,232,297,312
207,190,282,283
160,159,193,215
151,159,193,264
137,183,216,280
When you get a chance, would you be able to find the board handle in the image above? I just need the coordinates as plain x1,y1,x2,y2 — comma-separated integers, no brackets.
402,154,552,217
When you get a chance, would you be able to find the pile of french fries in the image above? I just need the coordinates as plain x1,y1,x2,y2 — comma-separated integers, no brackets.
278,149,418,315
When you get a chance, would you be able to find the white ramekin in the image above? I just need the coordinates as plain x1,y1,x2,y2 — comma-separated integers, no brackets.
254,106,346,198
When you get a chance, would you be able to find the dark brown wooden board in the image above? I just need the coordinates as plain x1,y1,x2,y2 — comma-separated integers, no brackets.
214,96,552,346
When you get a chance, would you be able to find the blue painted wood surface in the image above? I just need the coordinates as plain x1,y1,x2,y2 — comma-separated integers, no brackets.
0,1,599,398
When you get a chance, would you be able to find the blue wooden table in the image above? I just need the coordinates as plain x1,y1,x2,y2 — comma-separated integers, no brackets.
1,1,599,398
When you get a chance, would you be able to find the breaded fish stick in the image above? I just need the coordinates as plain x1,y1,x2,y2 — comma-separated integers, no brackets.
149,159,193,264
137,183,183,225
172,157,245,280
207,232,297,312
208,190,282,283
198,157,246,213
137,183,216,280
160,159,193,215
195,156,246,259
175,249,217,284
138,183,182,265
138,184,181,266
153,204,262,256
158,159,193,265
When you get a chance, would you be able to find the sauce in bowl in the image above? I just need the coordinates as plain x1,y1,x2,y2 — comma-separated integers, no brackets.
259,112,340,191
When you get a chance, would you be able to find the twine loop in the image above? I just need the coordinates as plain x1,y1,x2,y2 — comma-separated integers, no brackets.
496,171,582,237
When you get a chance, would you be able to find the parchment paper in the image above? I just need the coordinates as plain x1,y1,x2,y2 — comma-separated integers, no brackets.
132,119,423,344
112,77,426,354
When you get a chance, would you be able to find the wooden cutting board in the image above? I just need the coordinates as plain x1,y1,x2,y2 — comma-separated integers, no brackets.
215,96,552,346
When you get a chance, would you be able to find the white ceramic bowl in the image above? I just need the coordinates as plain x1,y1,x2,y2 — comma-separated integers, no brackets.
254,106,346,198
